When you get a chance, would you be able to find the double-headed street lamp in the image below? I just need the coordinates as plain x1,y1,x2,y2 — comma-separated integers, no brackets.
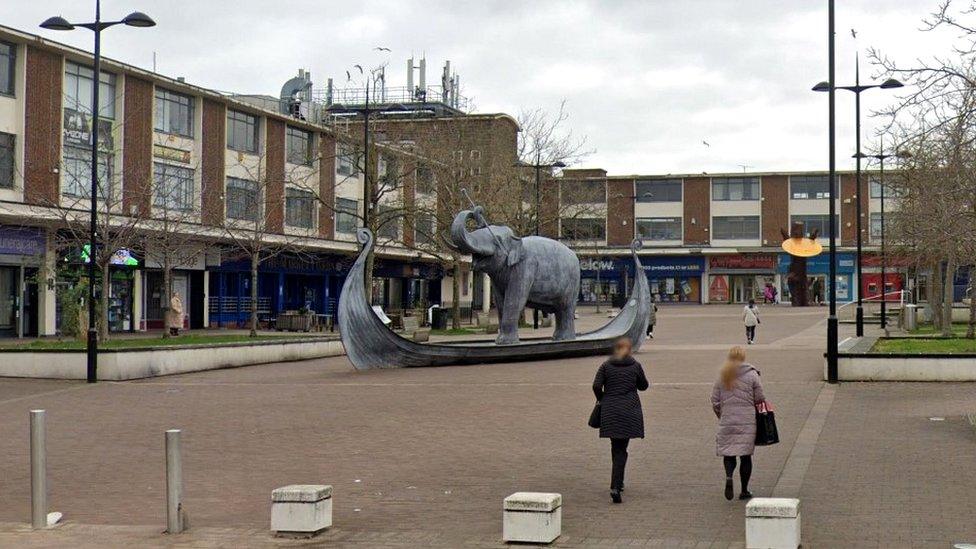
41,2,155,383
854,146,911,333
814,56,902,337
516,157,566,328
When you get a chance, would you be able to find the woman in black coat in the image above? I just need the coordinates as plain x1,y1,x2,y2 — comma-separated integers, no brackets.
592,337,649,503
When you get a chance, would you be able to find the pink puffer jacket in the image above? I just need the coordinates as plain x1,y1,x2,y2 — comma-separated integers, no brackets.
710,364,765,457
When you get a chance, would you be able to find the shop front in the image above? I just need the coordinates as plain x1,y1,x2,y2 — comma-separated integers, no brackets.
642,256,704,303
371,258,443,313
578,257,630,305
707,254,779,304
0,226,46,337
778,252,856,303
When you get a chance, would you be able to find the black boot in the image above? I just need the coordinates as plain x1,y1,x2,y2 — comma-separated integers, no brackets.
724,477,734,501
610,488,622,504
739,490,753,500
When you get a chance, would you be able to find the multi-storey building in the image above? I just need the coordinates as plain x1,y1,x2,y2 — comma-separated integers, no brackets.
550,168,902,305
0,25,448,337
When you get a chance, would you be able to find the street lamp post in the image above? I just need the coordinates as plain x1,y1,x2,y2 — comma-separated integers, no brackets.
41,2,155,384
518,158,566,329
815,56,902,337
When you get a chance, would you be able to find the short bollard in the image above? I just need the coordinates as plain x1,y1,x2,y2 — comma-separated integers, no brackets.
745,497,800,549
502,492,561,544
30,410,46,529
271,485,333,538
165,429,186,534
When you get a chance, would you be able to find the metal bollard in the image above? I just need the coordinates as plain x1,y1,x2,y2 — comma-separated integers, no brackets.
165,429,184,534
30,410,46,529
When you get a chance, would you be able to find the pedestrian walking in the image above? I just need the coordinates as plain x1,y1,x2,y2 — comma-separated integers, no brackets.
645,297,658,338
592,337,649,504
710,346,766,501
763,283,776,304
742,299,760,344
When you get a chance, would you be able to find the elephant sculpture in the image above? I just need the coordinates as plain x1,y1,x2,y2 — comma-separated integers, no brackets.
451,207,580,345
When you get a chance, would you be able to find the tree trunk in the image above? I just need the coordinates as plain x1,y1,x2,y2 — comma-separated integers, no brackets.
161,263,172,339
99,263,110,342
451,260,461,330
942,257,955,338
966,272,976,339
931,261,944,331
250,254,259,337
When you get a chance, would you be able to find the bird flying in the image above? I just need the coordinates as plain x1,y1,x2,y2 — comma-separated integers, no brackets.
702,140,711,147
851,29,857,39
374,46,391,52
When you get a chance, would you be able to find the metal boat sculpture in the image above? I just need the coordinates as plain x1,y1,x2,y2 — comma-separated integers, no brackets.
338,228,651,370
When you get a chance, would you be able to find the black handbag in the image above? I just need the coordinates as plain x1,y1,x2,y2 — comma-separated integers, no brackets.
755,401,780,446
588,402,601,429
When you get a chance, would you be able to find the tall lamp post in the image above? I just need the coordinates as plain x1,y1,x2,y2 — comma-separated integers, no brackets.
518,157,566,328
41,2,155,383
855,146,911,333
814,56,902,337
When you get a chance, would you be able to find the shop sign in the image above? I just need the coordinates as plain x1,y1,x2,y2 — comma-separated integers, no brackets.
709,254,777,270
63,109,114,150
709,274,729,302
642,256,705,275
778,253,855,273
153,144,192,164
579,258,617,272
0,226,45,256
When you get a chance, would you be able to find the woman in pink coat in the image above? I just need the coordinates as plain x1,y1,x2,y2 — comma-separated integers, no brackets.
710,346,765,500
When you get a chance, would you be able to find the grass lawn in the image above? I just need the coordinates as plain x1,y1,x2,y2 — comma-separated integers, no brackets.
873,337,976,354
430,328,479,336
0,334,319,351
910,323,970,337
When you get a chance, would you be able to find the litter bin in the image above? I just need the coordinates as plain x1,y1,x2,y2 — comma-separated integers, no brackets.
903,304,918,331
431,308,449,330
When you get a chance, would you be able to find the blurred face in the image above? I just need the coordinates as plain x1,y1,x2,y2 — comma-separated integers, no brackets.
613,338,632,359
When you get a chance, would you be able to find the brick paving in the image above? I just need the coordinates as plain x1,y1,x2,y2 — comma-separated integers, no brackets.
0,304,972,547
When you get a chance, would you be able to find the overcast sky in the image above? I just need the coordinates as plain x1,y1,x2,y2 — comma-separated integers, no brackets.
2,0,963,174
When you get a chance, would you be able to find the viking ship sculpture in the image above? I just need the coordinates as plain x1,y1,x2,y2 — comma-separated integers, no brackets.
338,217,651,370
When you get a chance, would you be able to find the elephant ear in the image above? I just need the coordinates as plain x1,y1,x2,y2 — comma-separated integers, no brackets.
506,236,524,267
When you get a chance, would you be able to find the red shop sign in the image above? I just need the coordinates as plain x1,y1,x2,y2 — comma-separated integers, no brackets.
708,254,777,270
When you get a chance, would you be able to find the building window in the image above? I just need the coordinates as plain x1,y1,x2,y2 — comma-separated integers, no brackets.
154,88,194,138
64,61,116,119
712,216,760,239
337,144,358,176
335,197,359,233
869,177,903,198
636,217,682,240
562,180,606,205
790,175,836,199
286,126,313,165
870,212,883,238
0,132,13,188
63,146,111,200
226,110,258,153
378,155,399,190
712,177,759,201
416,164,435,195
415,213,436,245
376,204,400,240
560,217,606,240
790,214,837,238
153,163,194,211
0,41,14,96
226,177,259,221
636,179,682,202
285,188,315,229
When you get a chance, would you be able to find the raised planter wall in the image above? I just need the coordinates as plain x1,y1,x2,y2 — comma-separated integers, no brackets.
833,337,976,381
0,338,345,381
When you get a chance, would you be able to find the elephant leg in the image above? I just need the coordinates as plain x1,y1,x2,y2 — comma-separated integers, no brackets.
553,303,576,341
496,277,531,345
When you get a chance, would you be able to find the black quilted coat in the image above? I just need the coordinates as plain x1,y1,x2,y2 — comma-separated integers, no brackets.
592,356,649,439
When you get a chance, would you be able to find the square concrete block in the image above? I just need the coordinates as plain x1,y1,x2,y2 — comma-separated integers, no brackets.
745,497,800,549
503,492,561,544
271,484,332,537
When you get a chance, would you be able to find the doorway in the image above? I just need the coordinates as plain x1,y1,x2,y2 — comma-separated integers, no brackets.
0,266,15,336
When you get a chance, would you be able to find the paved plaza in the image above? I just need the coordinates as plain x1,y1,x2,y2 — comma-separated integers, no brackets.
0,305,974,548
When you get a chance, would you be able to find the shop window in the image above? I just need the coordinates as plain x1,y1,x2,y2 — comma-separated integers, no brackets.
154,88,194,138
63,146,112,200
226,177,259,221
286,126,313,165
0,132,13,188
790,175,837,199
712,216,760,239
335,197,359,233
64,61,116,119
0,41,14,96
636,217,682,240
153,163,195,211
560,217,606,241
561,180,606,205
636,179,682,202
712,177,759,201
790,214,837,238
226,109,259,153
285,188,315,229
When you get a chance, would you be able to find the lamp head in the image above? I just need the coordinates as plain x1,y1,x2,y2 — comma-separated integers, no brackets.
552,161,567,169
40,16,75,31
812,81,831,92
879,78,904,89
122,11,156,27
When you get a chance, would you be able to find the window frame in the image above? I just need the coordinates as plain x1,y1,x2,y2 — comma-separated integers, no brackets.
712,177,760,201
789,214,838,239
225,176,260,221
153,162,195,211
869,212,883,238
636,179,682,203
284,187,315,229
335,197,359,234
336,144,358,176
711,215,761,240
416,164,435,195
561,180,607,205
64,61,116,120
636,216,682,241
286,126,314,166
226,109,259,154
0,132,13,189
560,217,607,241
790,175,838,200
154,88,195,138
62,145,112,200
0,41,15,97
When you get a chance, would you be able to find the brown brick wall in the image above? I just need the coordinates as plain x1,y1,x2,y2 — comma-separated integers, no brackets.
122,76,153,217
539,176,559,238
318,133,336,239
606,179,634,246
265,118,285,233
24,46,62,205
200,99,225,226
760,175,788,246
840,173,867,246
683,177,710,245
401,159,417,247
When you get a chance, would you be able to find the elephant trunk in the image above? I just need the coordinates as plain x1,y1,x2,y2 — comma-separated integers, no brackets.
450,210,494,257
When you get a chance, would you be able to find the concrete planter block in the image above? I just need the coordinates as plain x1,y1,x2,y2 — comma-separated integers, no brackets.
503,492,561,544
746,497,800,549
271,484,332,537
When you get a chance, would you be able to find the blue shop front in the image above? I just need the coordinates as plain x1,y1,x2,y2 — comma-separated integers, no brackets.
777,252,856,303
209,253,442,328
578,255,704,304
